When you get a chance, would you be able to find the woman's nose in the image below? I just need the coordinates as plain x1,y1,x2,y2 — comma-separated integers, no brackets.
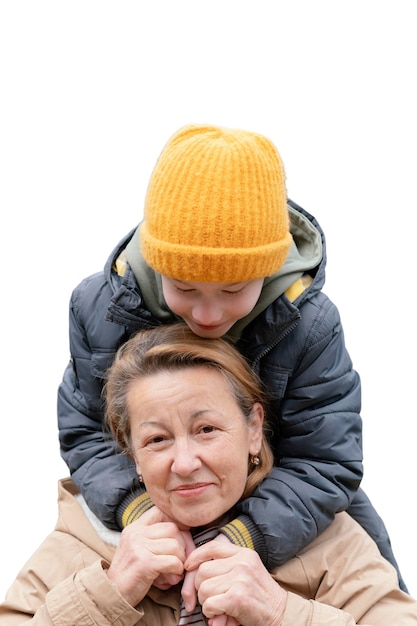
171,440,201,475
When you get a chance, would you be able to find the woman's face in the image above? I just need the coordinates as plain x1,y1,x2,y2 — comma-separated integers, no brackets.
128,366,263,528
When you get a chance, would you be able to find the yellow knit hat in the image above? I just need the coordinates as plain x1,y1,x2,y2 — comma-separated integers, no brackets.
140,124,292,282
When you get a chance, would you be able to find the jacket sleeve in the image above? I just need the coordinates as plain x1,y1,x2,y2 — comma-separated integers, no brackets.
0,554,143,625
57,273,142,530
0,561,143,626
222,293,364,568
277,513,417,625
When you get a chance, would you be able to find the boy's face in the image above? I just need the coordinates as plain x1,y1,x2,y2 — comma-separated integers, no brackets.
161,276,264,338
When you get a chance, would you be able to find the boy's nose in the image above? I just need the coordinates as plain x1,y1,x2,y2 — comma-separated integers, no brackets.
191,301,223,325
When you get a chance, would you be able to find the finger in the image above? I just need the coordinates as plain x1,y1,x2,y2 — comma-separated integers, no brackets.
210,616,239,626
181,531,198,611
185,540,237,570
153,572,184,590
182,568,198,612
139,506,174,526
140,505,192,531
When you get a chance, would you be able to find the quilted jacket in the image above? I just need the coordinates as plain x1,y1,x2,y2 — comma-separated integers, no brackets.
57,199,406,589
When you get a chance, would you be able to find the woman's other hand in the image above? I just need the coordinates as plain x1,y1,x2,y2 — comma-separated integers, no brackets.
107,507,192,606
185,541,288,625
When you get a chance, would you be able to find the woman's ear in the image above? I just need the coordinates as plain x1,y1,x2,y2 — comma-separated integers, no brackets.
249,402,264,454
135,460,142,478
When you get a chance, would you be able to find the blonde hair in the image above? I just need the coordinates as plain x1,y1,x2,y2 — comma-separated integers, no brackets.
105,323,274,498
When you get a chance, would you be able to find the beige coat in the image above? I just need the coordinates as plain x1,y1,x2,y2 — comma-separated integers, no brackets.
1,478,416,625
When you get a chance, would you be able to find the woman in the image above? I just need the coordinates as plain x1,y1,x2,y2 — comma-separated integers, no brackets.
1,324,416,625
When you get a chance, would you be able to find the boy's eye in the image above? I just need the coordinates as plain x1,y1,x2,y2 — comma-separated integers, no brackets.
222,286,245,295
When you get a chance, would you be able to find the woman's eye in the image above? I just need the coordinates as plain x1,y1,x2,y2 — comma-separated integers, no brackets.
199,425,216,434
146,435,167,447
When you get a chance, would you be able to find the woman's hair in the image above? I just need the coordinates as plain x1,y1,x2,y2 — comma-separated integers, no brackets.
105,323,274,498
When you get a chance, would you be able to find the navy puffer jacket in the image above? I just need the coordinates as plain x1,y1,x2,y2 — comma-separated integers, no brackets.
57,200,406,591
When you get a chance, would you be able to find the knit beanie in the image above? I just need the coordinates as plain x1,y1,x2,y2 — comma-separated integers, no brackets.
140,124,292,282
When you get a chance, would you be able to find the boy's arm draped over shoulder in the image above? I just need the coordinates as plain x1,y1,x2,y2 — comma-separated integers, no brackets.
57,269,145,530
221,288,363,569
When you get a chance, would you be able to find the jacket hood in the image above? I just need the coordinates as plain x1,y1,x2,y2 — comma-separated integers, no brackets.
55,479,119,561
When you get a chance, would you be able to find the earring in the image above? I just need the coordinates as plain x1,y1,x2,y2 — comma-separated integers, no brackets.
250,454,260,466
138,474,143,483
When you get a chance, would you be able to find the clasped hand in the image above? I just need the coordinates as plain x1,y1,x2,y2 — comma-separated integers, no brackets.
107,507,287,626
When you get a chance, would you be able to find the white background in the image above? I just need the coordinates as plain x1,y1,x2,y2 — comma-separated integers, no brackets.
1,1,416,599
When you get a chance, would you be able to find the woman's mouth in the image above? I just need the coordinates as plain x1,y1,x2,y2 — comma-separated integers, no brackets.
172,483,211,497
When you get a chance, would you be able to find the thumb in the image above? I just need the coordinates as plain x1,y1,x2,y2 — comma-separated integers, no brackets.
182,569,198,612
182,530,196,558
181,531,198,612
139,506,172,525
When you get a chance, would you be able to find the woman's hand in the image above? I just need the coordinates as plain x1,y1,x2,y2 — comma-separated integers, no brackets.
107,507,192,606
182,534,238,625
185,541,288,626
